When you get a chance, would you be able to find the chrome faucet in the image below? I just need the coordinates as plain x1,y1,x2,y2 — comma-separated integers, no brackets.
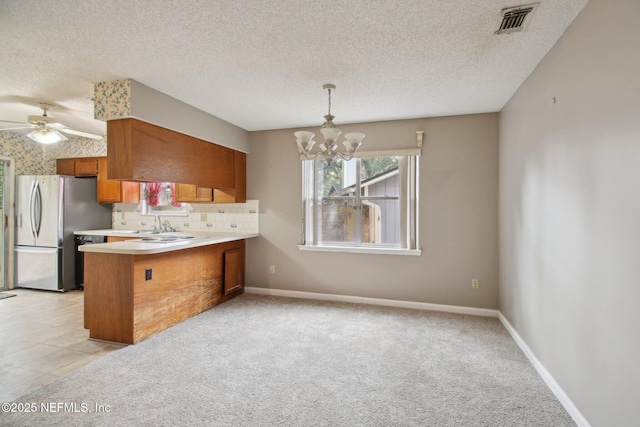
152,215,161,233
161,219,175,232
153,216,176,232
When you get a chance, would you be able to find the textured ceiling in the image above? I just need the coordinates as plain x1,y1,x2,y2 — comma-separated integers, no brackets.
0,0,588,135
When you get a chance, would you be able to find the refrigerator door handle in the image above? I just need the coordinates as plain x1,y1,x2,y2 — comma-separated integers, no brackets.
36,181,42,237
28,180,37,239
29,180,43,239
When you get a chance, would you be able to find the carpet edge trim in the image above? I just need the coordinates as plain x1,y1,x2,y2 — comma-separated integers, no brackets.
244,287,498,317
498,312,591,427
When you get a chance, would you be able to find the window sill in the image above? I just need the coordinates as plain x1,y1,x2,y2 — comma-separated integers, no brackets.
298,245,421,256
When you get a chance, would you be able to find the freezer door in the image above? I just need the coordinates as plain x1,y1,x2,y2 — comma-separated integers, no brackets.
15,246,62,291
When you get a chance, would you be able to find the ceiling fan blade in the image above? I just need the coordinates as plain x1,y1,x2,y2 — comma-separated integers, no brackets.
0,119,29,125
0,121,35,131
0,119,30,127
54,126,104,140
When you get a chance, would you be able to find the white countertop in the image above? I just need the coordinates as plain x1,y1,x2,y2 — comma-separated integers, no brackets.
75,229,258,255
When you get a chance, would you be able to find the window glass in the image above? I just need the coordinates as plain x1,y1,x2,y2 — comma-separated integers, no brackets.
140,182,187,215
302,152,418,251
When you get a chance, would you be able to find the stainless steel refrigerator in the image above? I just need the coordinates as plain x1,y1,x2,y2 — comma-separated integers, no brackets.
15,175,112,291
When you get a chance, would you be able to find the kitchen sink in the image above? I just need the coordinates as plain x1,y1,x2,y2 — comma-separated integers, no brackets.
139,235,195,243
115,230,161,234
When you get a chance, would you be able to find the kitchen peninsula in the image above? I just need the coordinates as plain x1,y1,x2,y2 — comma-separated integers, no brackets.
79,231,258,344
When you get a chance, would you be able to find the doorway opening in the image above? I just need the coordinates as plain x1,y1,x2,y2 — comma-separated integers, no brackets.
0,157,15,291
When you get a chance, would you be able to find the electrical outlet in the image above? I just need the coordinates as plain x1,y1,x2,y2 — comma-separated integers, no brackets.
200,213,207,222
269,265,276,274
472,279,479,289
145,268,152,281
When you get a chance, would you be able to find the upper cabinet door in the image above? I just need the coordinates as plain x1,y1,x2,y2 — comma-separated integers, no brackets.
97,157,122,203
74,158,99,176
56,158,76,175
174,184,213,203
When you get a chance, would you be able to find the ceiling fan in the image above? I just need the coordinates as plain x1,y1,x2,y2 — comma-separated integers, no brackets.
0,103,103,144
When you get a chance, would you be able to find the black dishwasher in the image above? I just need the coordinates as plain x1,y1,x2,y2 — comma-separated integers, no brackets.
74,235,107,288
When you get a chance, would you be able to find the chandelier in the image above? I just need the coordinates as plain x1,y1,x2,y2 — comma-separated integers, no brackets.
295,84,364,161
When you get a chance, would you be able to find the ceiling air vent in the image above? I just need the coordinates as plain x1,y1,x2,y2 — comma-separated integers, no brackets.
495,3,539,34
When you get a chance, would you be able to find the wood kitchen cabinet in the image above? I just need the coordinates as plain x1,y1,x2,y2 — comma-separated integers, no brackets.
107,118,235,188
84,239,245,344
174,151,246,203
75,158,99,176
96,157,121,203
213,151,246,203
97,157,140,203
107,119,247,203
56,158,76,175
105,236,138,243
223,247,244,295
56,157,98,176
56,156,140,203
174,184,213,202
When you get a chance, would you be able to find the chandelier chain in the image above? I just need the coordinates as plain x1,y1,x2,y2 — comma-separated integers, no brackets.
327,88,332,116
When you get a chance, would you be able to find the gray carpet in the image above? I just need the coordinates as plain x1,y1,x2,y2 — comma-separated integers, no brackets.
2,294,575,426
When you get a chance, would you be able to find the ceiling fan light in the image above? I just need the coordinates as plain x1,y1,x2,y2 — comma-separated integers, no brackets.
27,129,68,144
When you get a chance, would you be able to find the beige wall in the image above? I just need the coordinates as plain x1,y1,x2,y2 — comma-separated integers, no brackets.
499,0,640,425
246,113,499,309
129,80,251,153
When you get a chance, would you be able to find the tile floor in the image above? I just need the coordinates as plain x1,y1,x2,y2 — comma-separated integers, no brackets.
0,288,124,403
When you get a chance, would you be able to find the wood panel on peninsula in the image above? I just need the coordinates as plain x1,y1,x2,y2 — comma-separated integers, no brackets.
83,239,245,344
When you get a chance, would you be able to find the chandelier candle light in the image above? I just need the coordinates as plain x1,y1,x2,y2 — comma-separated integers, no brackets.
295,84,365,161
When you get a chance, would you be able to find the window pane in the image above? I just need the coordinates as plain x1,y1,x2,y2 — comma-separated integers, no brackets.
359,156,401,246
318,198,356,244
362,198,400,245
316,158,356,245
317,158,353,197
360,157,399,181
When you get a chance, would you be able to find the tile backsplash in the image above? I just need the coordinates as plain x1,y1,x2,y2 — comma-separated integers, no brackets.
112,200,259,234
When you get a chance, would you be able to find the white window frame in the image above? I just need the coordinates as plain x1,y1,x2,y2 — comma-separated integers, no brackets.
299,149,421,256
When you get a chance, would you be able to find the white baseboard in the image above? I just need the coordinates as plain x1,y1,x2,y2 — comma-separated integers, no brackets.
498,313,591,427
244,287,499,317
